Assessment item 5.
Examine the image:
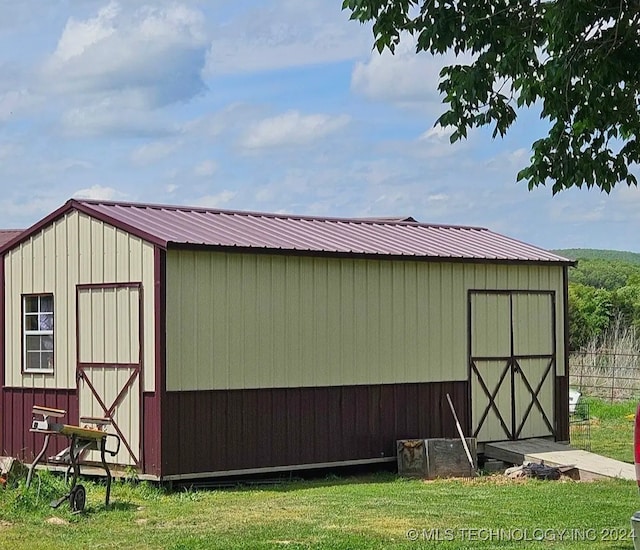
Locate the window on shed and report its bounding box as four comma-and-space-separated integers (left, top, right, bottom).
23, 294, 54, 372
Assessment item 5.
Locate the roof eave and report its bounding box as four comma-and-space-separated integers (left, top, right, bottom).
166, 241, 575, 265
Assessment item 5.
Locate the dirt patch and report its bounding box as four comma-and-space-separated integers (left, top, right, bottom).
46, 517, 69, 526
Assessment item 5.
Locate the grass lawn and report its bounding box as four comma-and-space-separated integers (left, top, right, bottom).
580, 397, 636, 463
1, 398, 638, 550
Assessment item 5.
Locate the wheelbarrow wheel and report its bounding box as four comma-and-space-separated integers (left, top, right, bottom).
69, 484, 86, 512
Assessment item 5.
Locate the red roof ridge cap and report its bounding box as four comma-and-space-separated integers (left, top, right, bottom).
74, 199, 489, 230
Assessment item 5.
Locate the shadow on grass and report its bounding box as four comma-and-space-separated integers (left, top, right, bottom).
171, 465, 408, 495
74, 500, 138, 517
103, 500, 138, 512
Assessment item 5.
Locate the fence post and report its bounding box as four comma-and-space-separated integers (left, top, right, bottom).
611, 352, 615, 402
579, 352, 583, 392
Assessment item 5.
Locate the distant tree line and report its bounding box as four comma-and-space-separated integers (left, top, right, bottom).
562, 255, 640, 350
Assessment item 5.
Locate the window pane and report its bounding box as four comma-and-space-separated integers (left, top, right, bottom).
25, 296, 38, 312
41, 335, 54, 350
40, 314, 54, 331
25, 315, 39, 331
26, 335, 41, 351
26, 352, 40, 370
42, 351, 54, 370
40, 296, 53, 312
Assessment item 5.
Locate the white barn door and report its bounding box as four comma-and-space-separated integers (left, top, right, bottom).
469, 291, 556, 443
76, 283, 142, 467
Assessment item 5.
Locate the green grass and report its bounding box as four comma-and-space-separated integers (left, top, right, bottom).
2, 402, 639, 550
579, 397, 636, 463
587, 398, 637, 421
1, 470, 639, 548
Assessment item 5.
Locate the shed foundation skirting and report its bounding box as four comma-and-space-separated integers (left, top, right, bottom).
1, 387, 78, 462
161, 381, 468, 477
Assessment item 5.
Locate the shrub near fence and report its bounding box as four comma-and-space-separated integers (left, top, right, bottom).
569, 317, 640, 402
570, 350, 640, 401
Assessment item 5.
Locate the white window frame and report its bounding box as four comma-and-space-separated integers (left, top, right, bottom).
23, 294, 54, 373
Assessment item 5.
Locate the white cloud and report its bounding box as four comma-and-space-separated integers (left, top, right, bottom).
415, 124, 470, 158
54, 2, 120, 62
0, 89, 40, 121
351, 35, 471, 113
482, 147, 530, 173
549, 199, 607, 223
131, 140, 180, 166
194, 191, 236, 208
602, 183, 640, 222
419, 126, 451, 141
194, 160, 217, 176
41, 158, 93, 174
60, 95, 175, 137
0, 194, 64, 225
43, 2, 208, 108
204, 0, 371, 75
241, 110, 350, 149
72, 184, 124, 201
427, 193, 448, 203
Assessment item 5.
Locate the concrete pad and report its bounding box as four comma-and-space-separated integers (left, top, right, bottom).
484, 438, 635, 481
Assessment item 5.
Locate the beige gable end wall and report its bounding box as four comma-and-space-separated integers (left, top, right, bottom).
3, 211, 156, 390
166, 249, 566, 391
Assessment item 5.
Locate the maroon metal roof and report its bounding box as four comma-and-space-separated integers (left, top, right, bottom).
1, 199, 573, 264
0, 230, 23, 248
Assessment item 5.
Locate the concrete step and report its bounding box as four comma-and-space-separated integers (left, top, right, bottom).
484, 438, 635, 481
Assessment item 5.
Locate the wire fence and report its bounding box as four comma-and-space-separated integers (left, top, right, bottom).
569, 349, 640, 401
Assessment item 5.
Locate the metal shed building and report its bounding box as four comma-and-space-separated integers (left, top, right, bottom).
0, 199, 573, 480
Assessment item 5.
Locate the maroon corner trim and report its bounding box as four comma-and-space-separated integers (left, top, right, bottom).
155, 247, 166, 397
140, 246, 166, 477
0, 254, 4, 445
138, 281, 145, 468
154, 246, 167, 477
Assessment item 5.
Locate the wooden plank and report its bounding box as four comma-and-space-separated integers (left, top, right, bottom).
59, 424, 106, 440
32, 406, 66, 418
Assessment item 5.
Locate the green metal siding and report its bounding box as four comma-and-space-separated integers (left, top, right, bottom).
165, 250, 566, 391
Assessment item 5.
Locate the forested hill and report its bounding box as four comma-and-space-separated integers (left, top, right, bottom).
553, 249, 640, 264
554, 249, 640, 350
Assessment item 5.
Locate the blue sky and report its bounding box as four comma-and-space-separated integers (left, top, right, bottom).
1, 0, 638, 251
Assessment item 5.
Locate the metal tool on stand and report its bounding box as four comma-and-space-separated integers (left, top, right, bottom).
26, 405, 120, 512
